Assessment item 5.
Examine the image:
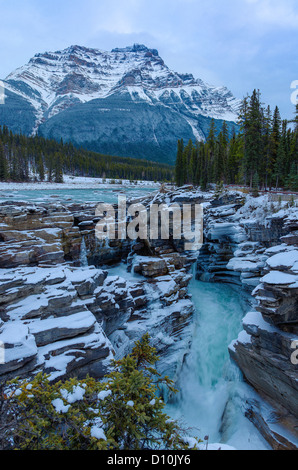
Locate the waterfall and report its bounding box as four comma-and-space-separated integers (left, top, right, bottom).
166, 268, 270, 450
80, 237, 88, 268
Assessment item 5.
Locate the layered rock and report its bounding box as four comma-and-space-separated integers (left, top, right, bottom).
109, 257, 195, 385
0, 266, 115, 382
0, 200, 132, 268
0, 187, 203, 387
1, 258, 193, 384
0, 202, 80, 268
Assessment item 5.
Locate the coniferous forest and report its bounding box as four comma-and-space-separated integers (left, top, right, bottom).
1, 89, 298, 191
0, 126, 174, 183
175, 90, 298, 192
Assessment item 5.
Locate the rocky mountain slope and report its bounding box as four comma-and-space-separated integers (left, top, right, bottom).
0, 44, 240, 163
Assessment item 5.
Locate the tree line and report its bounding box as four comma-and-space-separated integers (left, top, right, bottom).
0, 126, 174, 183
175, 90, 298, 192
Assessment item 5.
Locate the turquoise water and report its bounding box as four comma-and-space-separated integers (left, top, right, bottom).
166, 274, 270, 450
0, 187, 156, 205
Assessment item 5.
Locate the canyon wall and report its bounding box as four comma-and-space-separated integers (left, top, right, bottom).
196, 191, 298, 450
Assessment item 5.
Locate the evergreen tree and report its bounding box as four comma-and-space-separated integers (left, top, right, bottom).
252, 171, 260, 197
271, 106, 282, 188
37, 153, 45, 182
274, 142, 286, 189
287, 163, 298, 191
0, 335, 197, 451
183, 139, 193, 184
188, 146, 197, 184
245, 89, 264, 188
53, 152, 64, 183
0, 141, 8, 181
175, 139, 184, 187
227, 131, 242, 184
197, 142, 207, 189
262, 105, 272, 190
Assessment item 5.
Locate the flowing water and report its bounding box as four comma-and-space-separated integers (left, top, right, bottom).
80, 237, 88, 268
0, 187, 156, 205
166, 269, 271, 450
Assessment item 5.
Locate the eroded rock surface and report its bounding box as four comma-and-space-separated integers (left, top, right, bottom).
0, 189, 201, 386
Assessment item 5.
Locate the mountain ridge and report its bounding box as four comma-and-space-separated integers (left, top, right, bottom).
0, 44, 240, 163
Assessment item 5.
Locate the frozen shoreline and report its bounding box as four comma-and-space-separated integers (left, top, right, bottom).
0, 175, 163, 191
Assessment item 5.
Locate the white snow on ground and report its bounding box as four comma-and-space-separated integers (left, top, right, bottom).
225, 195, 298, 289
0, 188, 297, 450
0, 175, 161, 191
197, 442, 236, 451
233, 194, 298, 226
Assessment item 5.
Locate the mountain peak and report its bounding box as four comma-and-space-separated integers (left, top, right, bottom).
1, 43, 241, 163
111, 44, 159, 57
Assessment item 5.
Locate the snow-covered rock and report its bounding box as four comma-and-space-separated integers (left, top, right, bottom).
221, 196, 298, 449
0, 265, 114, 382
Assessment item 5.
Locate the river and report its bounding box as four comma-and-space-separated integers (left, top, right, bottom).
166, 270, 271, 450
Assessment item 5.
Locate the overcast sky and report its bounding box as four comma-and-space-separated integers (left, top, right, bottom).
0, 0, 297, 119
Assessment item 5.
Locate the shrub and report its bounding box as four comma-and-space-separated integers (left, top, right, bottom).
0, 334, 199, 451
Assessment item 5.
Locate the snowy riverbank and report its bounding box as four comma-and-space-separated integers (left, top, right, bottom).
0, 175, 162, 191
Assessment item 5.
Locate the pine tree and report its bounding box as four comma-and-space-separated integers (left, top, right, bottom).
37, 154, 45, 182
271, 106, 282, 187
53, 152, 63, 183
0, 141, 8, 181
252, 171, 260, 197
262, 106, 272, 190
175, 139, 184, 187
199, 144, 209, 190
227, 130, 242, 184
245, 89, 264, 188
188, 146, 197, 184
274, 142, 286, 189
287, 163, 298, 191
183, 139, 193, 184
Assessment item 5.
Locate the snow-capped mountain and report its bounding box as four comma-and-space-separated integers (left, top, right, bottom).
0, 44, 240, 163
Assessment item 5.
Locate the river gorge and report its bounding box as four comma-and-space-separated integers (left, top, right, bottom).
0, 184, 297, 450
